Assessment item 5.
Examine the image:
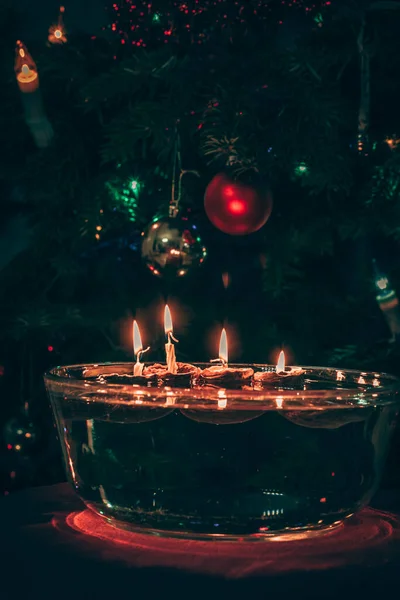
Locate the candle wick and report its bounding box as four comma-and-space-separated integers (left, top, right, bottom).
137, 346, 150, 362
211, 358, 227, 367
168, 332, 179, 344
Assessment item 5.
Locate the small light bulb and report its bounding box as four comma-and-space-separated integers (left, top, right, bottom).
130, 180, 139, 191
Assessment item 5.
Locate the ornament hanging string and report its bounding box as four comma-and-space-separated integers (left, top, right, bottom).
169, 129, 199, 218
357, 15, 371, 154
169, 132, 181, 218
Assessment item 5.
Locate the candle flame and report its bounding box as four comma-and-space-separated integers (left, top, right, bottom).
133, 320, 142, 355
276, 350, 285, 374
219, 329, 228, 364
164, 304, 173, 334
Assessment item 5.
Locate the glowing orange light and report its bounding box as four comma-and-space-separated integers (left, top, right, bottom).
358, 376, 366, 385
222, 272, 230, 289
219, 328, 228, 364
385, 137, 400, 150
164, 305, 173, 335
320, 497, 327, 503
276, 350, 285, 374
133, 320, 143, 355
337, 371, 345, 381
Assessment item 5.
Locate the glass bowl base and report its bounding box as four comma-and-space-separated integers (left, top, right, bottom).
88, 504, 345, 542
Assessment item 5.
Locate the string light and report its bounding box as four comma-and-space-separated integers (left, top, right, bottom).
106, 1, 332, 47
106, 178, 140, 222
294, 161, 309, 176
14, 41, 54, 148
48, 6, 67, 44
385, 136, 400, 150
15, 41, 39, 93
130, 179, 140, 192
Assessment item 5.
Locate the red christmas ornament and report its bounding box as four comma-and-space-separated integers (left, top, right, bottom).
204, 173, 272, 235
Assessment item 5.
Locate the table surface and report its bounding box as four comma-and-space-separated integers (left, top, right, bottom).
1, 484, 400, 600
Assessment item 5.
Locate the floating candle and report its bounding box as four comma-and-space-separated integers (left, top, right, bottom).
133, 320, 149, 377
144, 305, 199, 382
164, 305, 178, 374
253, 351, 305, 386
200, 328, 253, 383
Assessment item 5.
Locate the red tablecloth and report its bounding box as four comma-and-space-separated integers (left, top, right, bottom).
1, 484, 400, 599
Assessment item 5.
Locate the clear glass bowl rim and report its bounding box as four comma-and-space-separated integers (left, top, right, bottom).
43, 362, 400, 408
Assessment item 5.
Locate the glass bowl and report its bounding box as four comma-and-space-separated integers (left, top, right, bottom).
44, 363, 400, 541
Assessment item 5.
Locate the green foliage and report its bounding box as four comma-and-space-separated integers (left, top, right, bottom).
2, 2, 400, 369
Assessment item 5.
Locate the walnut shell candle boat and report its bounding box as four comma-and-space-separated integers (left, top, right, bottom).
200, 328, 254, 384
253, 352, 305, 387
199, 365, 254, 384
145, 362, 200, 385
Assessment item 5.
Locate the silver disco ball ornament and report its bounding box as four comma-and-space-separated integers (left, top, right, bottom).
141, 215, 207, 278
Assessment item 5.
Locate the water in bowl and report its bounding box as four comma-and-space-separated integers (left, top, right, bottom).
57, 397, 396, 538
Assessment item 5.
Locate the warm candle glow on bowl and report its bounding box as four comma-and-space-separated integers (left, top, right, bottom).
219, 328, 228, 364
